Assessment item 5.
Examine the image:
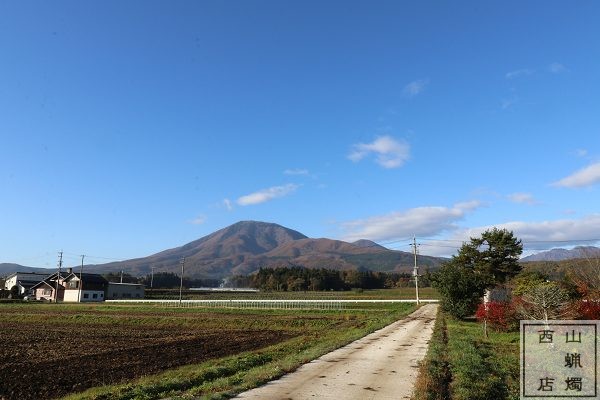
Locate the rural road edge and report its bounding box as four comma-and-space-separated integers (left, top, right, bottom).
234, 303, 438, 400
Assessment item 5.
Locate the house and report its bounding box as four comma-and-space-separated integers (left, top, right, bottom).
4, 272, 51, 296
62, 272, 109, 302
30, 271, 71, 301
106, 282, 145, 300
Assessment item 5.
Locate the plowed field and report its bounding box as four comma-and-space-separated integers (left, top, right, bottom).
0, 309, 289, 400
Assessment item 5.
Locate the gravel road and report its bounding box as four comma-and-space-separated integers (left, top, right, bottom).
234, 303, 438, 400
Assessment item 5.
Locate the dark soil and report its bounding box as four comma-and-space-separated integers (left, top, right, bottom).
0, 321, 289, 400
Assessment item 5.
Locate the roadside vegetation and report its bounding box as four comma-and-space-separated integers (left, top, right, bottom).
415, 228, 600, 400
0, 301, 416, 400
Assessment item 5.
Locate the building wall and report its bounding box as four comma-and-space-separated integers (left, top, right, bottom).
34, 286, 64, 301
35, 287, 54, 301
63, 289, 104, 302
4, 276, 18, 290
107, 283, 145, 299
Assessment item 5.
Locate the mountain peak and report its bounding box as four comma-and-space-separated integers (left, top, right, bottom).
352, 239, 388, 251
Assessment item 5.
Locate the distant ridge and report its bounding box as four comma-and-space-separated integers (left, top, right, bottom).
0, 264, 53, 277
521, 246, 600, 262
82, 221, 446, 279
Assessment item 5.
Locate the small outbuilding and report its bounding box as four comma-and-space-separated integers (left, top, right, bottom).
106, 282, 145, 300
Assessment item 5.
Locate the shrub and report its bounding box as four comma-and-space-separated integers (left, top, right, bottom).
475, 301, 519, 332
577, 299, 600, 319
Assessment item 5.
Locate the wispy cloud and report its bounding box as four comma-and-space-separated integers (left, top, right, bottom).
507, 192, 538, 205
505, 68, 534, 79
222, 198, 233, 211
348, 135, 410, 169
190, 215, 207, 225
552, 162, 600, 188
403, 79, 429, 97
548, 62, 567, 73
237, 184, 299, 206
574, 148, 588, 158
284, 168, 309, 176
501, 97, 518, 110
340, 201, 482, 242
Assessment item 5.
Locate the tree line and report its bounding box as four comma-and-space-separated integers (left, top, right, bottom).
228, 267, 428, 291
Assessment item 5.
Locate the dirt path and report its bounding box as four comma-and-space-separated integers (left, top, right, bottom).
234, 303, 438, 400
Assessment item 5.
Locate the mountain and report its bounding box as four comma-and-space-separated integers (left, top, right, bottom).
521, 246, 600, 262
352, 239, 389, 251
84, 221, 446, 279
0, 263, 53, 277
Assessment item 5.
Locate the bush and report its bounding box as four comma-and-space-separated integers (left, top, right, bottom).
475, 301, 519, 332
577, 300, 600, 319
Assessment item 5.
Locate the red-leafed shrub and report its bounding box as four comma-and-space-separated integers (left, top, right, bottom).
476, 301, 519, 332
577, 299, 600, 319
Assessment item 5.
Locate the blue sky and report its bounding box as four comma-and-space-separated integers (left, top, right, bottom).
1, 1, 599, 268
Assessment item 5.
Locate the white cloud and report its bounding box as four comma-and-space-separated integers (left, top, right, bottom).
190, 215, 206, 225
552, 162, 600, 188
403, 79, 429, 97
507, 192, 538, 205
548, 62, 567, 73
284, 168, 309, 176
237, 184, 299, 206
454, 215, 600, 251
222, 198, 233, 211
348, 136, 410, 169
505, 69, 534, 79
340, 201, 482, 242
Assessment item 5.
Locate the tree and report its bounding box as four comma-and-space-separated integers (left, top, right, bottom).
457, 228, 523, 287
432, 228, 523, 319
432, 261, 488, 318
515, 282, 575, 322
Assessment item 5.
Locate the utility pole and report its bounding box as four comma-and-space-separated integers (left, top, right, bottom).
150, 267, 154, 289
54, 251, 63, 303
179, 257, 185, 305
78, 255, 85, 302
120, 270, 123, 283
412, 237, 420, 305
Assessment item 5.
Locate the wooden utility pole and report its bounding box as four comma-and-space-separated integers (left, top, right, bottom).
179, 257, 185, 305
150, 267, 154, 289
54, 251, 63, 302
412, 237, 420, 305
78, 255, 85, 302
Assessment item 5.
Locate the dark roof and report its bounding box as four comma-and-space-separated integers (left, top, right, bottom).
65, 272, 108, 284
30, 280, 56, 290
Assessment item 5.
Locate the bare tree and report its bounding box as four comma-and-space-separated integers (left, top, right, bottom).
567, 249, 600, 299
516, 282, 575, 322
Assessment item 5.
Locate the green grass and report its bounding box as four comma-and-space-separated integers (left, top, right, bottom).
413, 311, 519, 400
1, 302, 417, 400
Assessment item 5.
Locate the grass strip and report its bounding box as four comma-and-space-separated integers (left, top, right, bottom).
446, 317, 519, 400
60, 304, 416, 400
412, 309, 450, 400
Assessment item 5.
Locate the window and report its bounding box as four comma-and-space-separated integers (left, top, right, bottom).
43, 289, 52, 296
100, 293, 103, 298
93, 293, 98, 299
84, 293, 89, 299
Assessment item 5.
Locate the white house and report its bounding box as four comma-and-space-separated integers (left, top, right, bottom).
4, 272, 51, 295
62, 272, 108, 302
